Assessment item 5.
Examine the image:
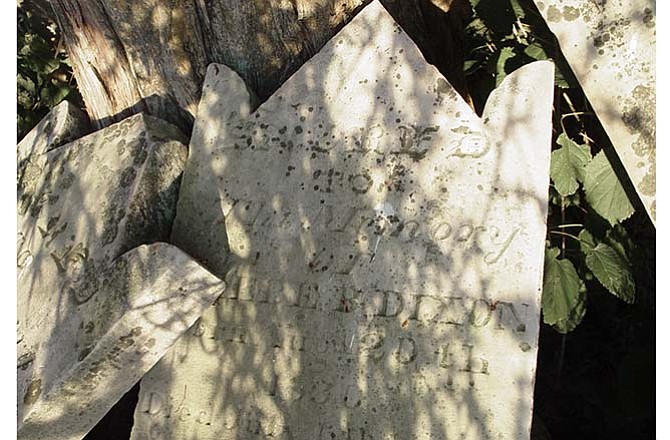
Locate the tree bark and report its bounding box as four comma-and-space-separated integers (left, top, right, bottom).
50, 0, 471, 134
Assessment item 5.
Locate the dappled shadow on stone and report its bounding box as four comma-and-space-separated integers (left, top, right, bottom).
532, 0, 656, 222
131, 2, 554, 439
17, 113, 225, 439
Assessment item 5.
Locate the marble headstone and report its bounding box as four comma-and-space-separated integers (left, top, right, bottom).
18, 100, 90, 187
133, 2, 554, 439
534, 0, 656, 222
17, 114, 225, 439
18, 100, 91, 162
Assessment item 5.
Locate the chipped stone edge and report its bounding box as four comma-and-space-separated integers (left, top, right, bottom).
484, 59, 555, 439
17, 243, 225, 440
18, 100, 91, 160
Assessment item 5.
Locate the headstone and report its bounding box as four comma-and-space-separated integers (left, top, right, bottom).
17, 114, 225, 439
18, 244, 225, 440
18, 100, 91, 176
132, 2, 554, 439
534, 0, 656, 222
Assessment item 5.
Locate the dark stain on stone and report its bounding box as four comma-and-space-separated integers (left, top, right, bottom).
132, 144, 149, 166
116, 138, 127, 155
593, 33, 610, 48
17, 352, 35, 370
621, 85, 655, 197
118, 326, 143, 349
435, 78, 453, 98
546, 5, 561, 22
101, 204, 127, 247
562, 6, 580, 21
643, 8, 654, 28
78, 346, 92, 361
23, 379, 42, 405
59, 172, 76, 190
120, 166, 137, 187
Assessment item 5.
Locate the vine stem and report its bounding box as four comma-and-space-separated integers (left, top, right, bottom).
557, 83, 568, 389
550, 230, 581, 242
558, 334, 566, 384
555, 223, 583, 229
560, 111, 595, 133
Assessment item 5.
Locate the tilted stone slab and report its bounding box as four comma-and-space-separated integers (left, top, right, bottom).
534, 0, 656, 222
18, 243, 225, 440
18, 100, 90, 179
17, 113, 225, 438
133, 2, 554, 439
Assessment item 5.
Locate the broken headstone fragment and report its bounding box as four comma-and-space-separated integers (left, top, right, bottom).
18, 100, 91, 188
534, 0, 656, 223
18, 100, 91, 161
18, 243, 225, 440
17, 113, 225, 439
133, 2, 554, 439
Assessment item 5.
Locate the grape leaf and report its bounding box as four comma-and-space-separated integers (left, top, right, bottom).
495, 46, 516, 86
550, 133, 592, 196
578, 229, 597, 250
604, 224, 635, 264
542, 247, 584, 331
552, 289, 586, 334
584, 243, 635, 304
583, 151, 634, 224
524, 43, 548, 61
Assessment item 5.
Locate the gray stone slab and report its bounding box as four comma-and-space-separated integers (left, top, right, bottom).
17, 113, 225, 439
18, 243, 225, 440
132, 2, 554, 439
170, 63, 255, 275
534, 0, 656, 223
18, 100, 90, 178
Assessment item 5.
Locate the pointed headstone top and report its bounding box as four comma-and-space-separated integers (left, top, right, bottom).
133, 2, 555, 439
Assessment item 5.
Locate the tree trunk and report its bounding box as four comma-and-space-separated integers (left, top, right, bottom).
50, 0, 471, 135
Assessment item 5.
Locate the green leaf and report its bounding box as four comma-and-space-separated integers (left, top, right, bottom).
542, 247, 584, 332
524, 43, 548, 61
509, 0, 526, 19
578, 229, 597, 250
584, 242, 635, 303
583, 151, 634, 224
550, 133, 592, 196
464, 59, 481, 75
552, 289, 586, 334
495, 46, 516, 86
604, 224, 635, 264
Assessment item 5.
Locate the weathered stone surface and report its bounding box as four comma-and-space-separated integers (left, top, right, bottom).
17, 113, 225, 438
18, 243, 225, 440
169, 63, 255, 276
133, 2, 554, 439
18, 100, 90, 184
534, 0, 656, 223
